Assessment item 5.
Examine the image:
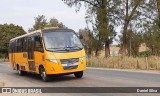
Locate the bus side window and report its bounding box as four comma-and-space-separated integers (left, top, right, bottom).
14, 40, 16, 53
35, 35, 44, 52
9, 42, 12, 53
12, 42, 14, 52
17, 39, 22, 52
12, 41, 14, 53
15, 40, 18, 52
20, 38, 23, 52
22, 37, 27, 52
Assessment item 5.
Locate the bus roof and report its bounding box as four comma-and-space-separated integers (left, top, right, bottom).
10, 28, 74, 41
10, 30, 41, 41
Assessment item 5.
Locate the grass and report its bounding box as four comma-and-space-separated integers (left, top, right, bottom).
87, 56, 160, 70
1, 55, 160, 71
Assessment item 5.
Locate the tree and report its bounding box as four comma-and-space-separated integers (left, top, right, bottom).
127, 30, 143, 56
33, 15, 47, 30
47, 17, 67, 28
62, 0, 121, 57
142, 0, 160, 55
0, 24, 26, 57
119, 29, 143, 57
48, 17, 59, 27
79, 28, 94, 56
95, 0, 109, 57
120, 0, 145, 55
143, 21, 160, 56
147, 0, 160, 30
79, 28, 103, 56
58, 22, 67, 28
29, 15, 67, 32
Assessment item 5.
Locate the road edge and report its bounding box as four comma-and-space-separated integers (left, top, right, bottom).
87, 67, 160, 74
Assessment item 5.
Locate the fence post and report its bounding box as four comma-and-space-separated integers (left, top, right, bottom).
112, 54, 115, 68
90, 57, 92, 67
145, 57, 148, 70
136, 57, 139, 69
106, 57, 108, 68
118, 54, 119, 68
128, 56, 131, 69
156, 56, 158, 70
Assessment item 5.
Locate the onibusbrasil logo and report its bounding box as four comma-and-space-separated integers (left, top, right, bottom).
2, 88, 42, 93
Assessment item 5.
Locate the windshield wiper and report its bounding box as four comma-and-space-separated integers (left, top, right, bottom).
47, 48, 64, 49
47, 47, 66, 51
47, 46, 82, 52
66, 46, 82, 50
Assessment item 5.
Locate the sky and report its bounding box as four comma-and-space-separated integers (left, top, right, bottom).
0, 0, 87, 32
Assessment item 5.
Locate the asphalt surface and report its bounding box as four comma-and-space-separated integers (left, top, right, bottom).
0, 62, 160, 96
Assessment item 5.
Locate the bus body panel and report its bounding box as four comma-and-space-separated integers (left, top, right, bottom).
34, 51, 45, 73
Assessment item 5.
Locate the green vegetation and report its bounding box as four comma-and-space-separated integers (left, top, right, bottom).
28, 15, 67, 32
62, 0, 160, 57
62, 0, 160, 70
0, 24, 26, 58
139, 51, 152, 57
63, 0, 121, 57
78, 28, 104, 56
0, 15, 67, 59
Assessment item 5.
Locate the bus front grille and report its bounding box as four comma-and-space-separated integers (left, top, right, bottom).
60, 58, 79, 70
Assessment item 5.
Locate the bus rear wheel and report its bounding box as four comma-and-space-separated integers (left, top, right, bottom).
40, 67, 50, 82
17, 65, 26, 76
74, 71, 83, 78
18, 70, 27, 76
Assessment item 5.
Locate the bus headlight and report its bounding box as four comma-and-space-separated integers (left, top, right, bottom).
48, 59, 58, 64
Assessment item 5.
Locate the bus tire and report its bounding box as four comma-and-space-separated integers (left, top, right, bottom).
40, 67, 50, 82
18, 70, 27, 76
74, 71, 83, 78
18, 70, 23, 76
17, 65, 26, 76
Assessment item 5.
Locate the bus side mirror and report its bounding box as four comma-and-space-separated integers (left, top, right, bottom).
79, 35, 83, 39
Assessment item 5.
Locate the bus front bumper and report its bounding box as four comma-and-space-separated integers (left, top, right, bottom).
44, 60, 86, 75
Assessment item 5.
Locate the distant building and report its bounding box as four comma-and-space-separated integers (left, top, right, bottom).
138, 43, 150, 52
110, 45, 120, 56
99, 43, 149, 57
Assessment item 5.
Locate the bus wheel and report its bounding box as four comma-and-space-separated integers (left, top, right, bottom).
18, 70, 27, 76
40, 67, 50, 82
18, 69, 23, 76
74, 71, 83, 78
17, 66, 26, 76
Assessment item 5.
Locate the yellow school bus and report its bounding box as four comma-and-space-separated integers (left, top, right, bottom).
8, 27, 86, 82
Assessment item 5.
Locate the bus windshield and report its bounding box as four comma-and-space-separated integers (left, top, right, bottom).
43, 31, 83, 52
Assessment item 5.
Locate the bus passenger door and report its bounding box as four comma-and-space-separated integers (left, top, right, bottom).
27, 37, 36, 71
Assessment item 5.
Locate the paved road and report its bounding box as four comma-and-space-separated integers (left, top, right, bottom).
0, 62, 160, 96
